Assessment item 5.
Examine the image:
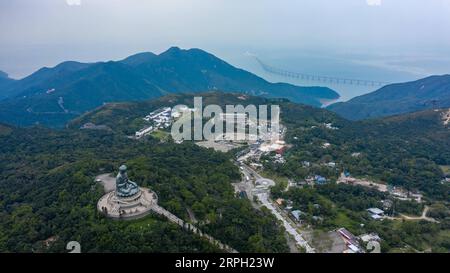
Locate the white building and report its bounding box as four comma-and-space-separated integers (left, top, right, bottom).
135, 126, 153, 138
360, 233, 381, 243
367, 208, 384, 220
325, 162, 336, 168
322, 142, 331, 148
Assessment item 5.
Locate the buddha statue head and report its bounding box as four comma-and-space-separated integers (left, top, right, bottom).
119, 165, 127, 173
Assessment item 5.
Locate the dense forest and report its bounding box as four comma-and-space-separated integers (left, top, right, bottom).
272, 102, 450, 200
263, 101, 450, 252
0, 125, 288, 252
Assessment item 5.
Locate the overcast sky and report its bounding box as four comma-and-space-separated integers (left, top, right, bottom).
1, 0, 450, 79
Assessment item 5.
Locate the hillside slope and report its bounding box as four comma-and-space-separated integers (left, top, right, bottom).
0, 71, 17, 100
328, 75, 450, 120
0, 117, 288, 253
73, 92, 450, 199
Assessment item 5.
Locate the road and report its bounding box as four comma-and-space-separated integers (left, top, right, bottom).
232, 163, 261, 203
151, 202, 238, 253
257, 192, 315, 253
236, 161, 315, 253
399, 206, 439, 223
232, 122, 315, 252
386, 206, 439, 223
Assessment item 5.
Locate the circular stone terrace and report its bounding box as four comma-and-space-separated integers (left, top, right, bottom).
97, 187, 157, 220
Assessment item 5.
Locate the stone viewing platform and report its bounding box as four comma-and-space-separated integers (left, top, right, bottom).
97, 187, 156, 220
96, 165, 157, 220
96, 165, 238, 253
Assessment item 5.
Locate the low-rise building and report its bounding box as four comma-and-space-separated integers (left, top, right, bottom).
314, 175, 327, 185
290, 210, 303, 222
367, 208, 384, 220
273, 154, 286, 164
275, 198, 285, 206
135, 126, 154, 138
323, 123, 339, 130
322, 142, 331, 148
359, 233, 381, 243
325, 162, 336, 168
337, 228, 362, 253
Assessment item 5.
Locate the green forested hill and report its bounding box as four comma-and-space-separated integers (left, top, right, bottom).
278, 103, 450, 200
1, 92, 449, 253
267, 104, 450, 252
0, 125, 288, 252
75, 92, 450, 199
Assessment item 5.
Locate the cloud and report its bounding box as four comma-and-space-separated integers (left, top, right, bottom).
66, 0, 81, 6
366, 0, 382, 6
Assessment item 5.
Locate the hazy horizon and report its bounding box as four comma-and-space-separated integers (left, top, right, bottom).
1, 0, 450, 100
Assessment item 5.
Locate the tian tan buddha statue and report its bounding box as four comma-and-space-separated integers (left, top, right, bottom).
116, 165, 140, 197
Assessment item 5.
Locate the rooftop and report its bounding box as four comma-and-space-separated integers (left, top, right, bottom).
367, 208, 384, 215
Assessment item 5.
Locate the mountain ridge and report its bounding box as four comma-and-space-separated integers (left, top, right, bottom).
328, 75, 450, 120
0, 47, 339, 127
0, 71, 17, 99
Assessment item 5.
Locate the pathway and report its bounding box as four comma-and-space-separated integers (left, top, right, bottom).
257, 192, 315, 253
151, 204, 238, 253
386, 206, 439, 223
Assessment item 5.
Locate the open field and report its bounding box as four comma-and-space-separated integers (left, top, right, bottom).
260, 170, 289, 187
440, 165, 450, 175
196, 140, 243, 152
